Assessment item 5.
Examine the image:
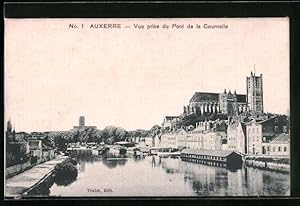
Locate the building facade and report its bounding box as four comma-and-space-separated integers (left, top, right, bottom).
186, 130, 224, 151
161, 116, 180, 131
246, 120, 263, 155
160, 132, 178, 148
246, 115, 289, 155
227, 119, 247, 154
28, 140, 43, 164
176, 128, 188, 149
144, 136, 154, 147
261, 133, 290, 156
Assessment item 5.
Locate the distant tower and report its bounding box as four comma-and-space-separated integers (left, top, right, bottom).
79, 116, 85, 127
6, 119, 12, 139
12, 124, 16, 141
7, 119, 12, 133
246, 70, 264, 116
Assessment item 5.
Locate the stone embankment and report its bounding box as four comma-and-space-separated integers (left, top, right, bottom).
245, 158, 290, 173
5, 155, 68, 197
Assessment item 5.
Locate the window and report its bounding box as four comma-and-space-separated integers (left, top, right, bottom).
273, 147, 275, 152
262, 146, 266, 154
278, 147, 281, 152
284, 147, 287, 152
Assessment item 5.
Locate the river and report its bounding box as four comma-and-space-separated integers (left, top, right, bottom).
48, 152, 290, 197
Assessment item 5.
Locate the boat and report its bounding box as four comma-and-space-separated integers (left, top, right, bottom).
157, 151, 181, 158
153, 148, 181, 157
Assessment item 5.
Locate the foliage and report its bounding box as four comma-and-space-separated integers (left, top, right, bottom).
127, 129, 150, 140
13, 124, 159, 148
53, 158, 78, 186
150, 125, 161, 135
54, 136, 68, 151
6, 143, 29, 167
101, 126, 127, 144
179, 113, 228, 127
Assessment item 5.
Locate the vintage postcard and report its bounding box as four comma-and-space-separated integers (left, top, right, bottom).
4, 18, 290, 197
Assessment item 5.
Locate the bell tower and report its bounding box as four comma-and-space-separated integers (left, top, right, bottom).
246, 69, 264, 116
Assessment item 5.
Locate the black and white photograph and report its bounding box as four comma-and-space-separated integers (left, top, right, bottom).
4, 18, 290, 197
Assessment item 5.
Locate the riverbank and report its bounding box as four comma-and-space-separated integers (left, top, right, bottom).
245, 156, 290, 173
5, 155, 68, 197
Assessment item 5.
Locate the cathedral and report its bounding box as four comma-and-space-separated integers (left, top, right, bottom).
183, 72, 264, 117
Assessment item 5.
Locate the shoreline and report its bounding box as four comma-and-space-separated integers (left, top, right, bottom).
5, 155, 68, 198
244, 159, 290, 173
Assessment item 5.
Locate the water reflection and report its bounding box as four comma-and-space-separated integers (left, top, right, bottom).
133, 155, 145, 162
102, 158, 128, 169
48, 154, 289, 197
160, 157, 290, 196
151, 156, 161, 168
27, 158, 78, 197
79, 160, 85, 172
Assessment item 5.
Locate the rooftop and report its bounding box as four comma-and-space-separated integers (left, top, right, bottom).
181, 149, 241, 157
271, 133, 290, 143
190, 92, 219, 103
29, 140, 41, 149
189, 92, 246, 103
257, 116, 277, 124
164, 116, 179, 121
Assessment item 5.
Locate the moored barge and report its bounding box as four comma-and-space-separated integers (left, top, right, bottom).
181, 149, 243, 169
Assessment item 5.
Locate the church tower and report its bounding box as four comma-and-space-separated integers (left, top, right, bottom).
7, 119, 12, 133
79, 116, 85, 127
246, 71, 264, 116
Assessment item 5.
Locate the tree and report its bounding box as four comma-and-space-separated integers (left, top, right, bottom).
55, 136, 68, 151
101, 126, 127, 144
150, 125, 161, 135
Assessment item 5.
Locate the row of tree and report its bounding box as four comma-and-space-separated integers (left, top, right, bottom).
44, 125, 162, 151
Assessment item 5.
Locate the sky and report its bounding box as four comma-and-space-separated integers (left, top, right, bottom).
4, 18, 289, 132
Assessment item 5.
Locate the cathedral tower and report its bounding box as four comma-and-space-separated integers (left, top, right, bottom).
79, 116, 85, 127
246, 71, 264, 116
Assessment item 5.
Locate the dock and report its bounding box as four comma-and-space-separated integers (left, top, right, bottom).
5, 155, 68, 197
